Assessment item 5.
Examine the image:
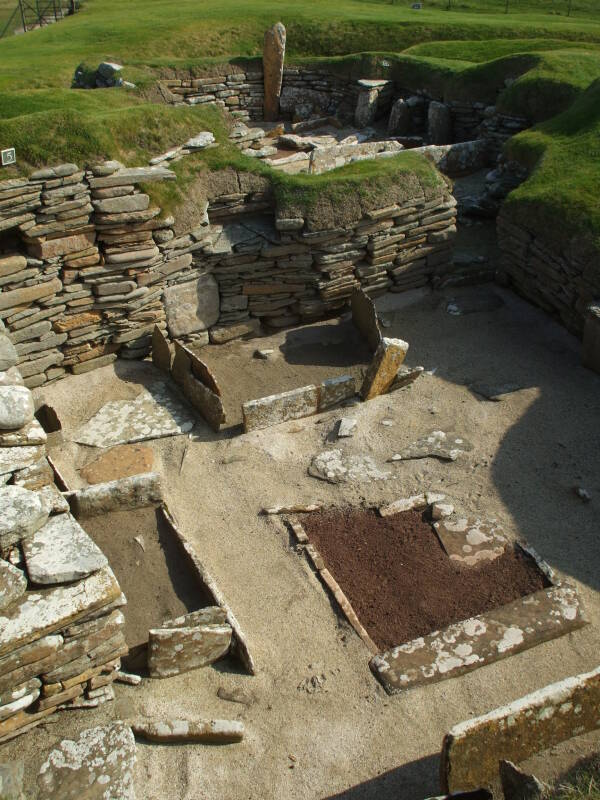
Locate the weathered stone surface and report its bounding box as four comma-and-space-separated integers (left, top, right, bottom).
0, 367, 23, 387
309, 449, 391, 484
87, 165, 175, 188
0, 334, 18, 371
130, 716, 244, 743
351, 287, 381, 352
209, 319, 261, 344
217, 685, 254, 706
318, 375, 356, 410
337, 418, 356, 438
0, 761, 24, 799
355, 88, 379, 129
0, 559, 27, 611
74, 383, 194, 447
93, 193, 149, 214
388, 97, 411, 135
0, 683, 40, 721
387, 364, 424, 393
71, 472, 162, 518
148, 624, 232, 678
163, 274, 219, 337
0, 485, 48, 549
0, 385, 34, 431
0, 445, 42, 478
0, 418, 46, 447
80, 444, 154, 485
151, 325, 172, 372
428, 101, 452, 145
391, 430, 473, 462
162, 607, 227, 628
499, 761, 545, 800
441, 666, 600, 792
379, 494, 427, 516
434, 516, 508, 565
38, 722, 136, 800
28, 233, 94, 260
243, 385, 319, 432
361, 337, 409, 400
189, 349, 221, 396
23, 513, 107, 585
0, 635, 62, 684
0, 277, 62, 312
263, 22, 286, 121
0, 566, 121, 657
182, 371, 225, 432
470, 382, 522, 401
371, 585, 587, 696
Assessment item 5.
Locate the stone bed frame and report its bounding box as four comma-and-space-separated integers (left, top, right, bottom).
282, 499, 587, 696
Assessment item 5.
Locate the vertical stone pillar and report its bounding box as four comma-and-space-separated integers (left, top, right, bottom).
582, 303, 600, 374
428, 100, 452, 144
263, 22, 286, 122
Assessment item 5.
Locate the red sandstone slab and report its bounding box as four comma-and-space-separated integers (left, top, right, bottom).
370, 585, 587, 695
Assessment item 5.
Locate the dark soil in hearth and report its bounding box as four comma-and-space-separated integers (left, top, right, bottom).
84, 506, 212, 667
300, 507, 550, 651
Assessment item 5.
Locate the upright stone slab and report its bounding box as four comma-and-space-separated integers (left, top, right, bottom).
351, 287, 381, 351
71, 472, 162, 518
360, 337, 409, 400
428, 100, 452, 145
582, 303, 600, 375
163, 274, 219, 337
355, 87, 379, 129
182, 371, 225, 432
318, 375, 356, 410
147, 624, 232, 678
388, 98, 411, 135
263, 23, 286, 121
151, 325, 172, 373
130, 717, 244, 743
38, 722, 136, 800
441, 666, 600, 792
242, 385, 319, 432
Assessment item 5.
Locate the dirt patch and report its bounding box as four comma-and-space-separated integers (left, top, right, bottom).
300, 507, 550, 651
83, 506, 212, 666
194, 318, 371, 429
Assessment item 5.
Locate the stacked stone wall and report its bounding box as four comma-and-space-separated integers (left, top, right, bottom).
0, 159, 457, 383
497, 214, 600, 335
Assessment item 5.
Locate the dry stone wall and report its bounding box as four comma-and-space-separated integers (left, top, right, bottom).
0, 155, 456, 385
497, 214, 600, 335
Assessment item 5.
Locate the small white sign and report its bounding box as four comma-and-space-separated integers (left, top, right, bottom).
1, 148, 16, 167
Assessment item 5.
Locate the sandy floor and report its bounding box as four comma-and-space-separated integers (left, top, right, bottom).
8, 284, 600, 799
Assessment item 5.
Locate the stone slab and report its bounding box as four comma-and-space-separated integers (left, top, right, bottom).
441, 665, 600, 792
0, 566, 121, 657
351, 287, 381, 352
263, 22, 286, 121
71, 472, 162, 518
182, 371, 225, 432
80, 444, 154, 485
318, 375, 355, 410
22, 513, 108, 584
151, 325, 172, 373
309, 449, 391, 484
391, 430, 473, 462
361, 337, 409, 400
243, 384, 319, 432
74, 383, 194, 447
0, 385, 34, 431
0, 484, 49, 549
28, 232, 95, 260
162, 607, 227, 628
0, 418, 46, 447
147, 624, 232, 678
163, 274, 219, 337
434, 516, 508, 565
0, 334, 17, 372
130, 716, 244, 743
38, 722, 136, 800
370, 585, 587, 695
0, 559, 27, 611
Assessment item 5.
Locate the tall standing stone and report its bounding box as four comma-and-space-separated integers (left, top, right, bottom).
263, 22, 286, 122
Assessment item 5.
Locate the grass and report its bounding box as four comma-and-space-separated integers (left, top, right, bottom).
546, 755, 600, 800
0, 0, 599, 249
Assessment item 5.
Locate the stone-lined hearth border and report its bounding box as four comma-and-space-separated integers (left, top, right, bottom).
277, 499, 587, 696
160, 504, 256, 675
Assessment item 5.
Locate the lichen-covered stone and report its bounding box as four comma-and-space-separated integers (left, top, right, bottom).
0, 334, 18, 372
371, 585, 587, 695
434, 516, 508, 565
391, 430, 473, 462
360, 337, 409, 400
0, 418, 46, 447
0, 386, 34, 431
22, 513, 108, 585
318, 375, 356, 410
243, 385, 318, 432
147, 624, 232, 678
309, 449, 391, 484
71, 472, 162, 518
0, 560, 27, 611
0, 485, 48, 549
37, 722, 136, 800
0, 566, 121, 658
441, 666, 600, 792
